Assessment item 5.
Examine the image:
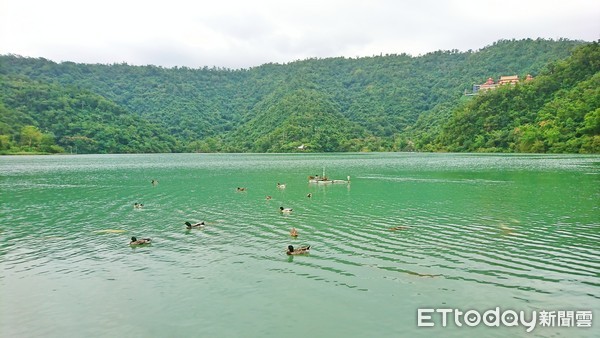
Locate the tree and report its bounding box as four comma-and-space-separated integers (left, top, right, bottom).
20, 125, 43, 149
0, 135, 13, 151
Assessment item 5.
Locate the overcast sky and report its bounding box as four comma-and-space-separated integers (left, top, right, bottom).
1, 0, 598, 69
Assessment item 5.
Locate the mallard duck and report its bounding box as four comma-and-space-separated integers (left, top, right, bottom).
286, 245, 310, 255
277, 182, 286, 189
236, 187, 247, 192
290, 227, 298, 237
266, 195, 272, 200
280, 206, 293, 213
185, 221, 205, 229
130, 237, 151, 245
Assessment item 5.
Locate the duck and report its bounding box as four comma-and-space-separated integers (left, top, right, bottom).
236, 187, 247, 192
277, 182, 286, 189
389, 226, 408, 231
290, 227, 298, 237
306, 193, 312, 198
286, 245, 310, 255
133, 203, 144, 209
280, 206, 293, 213
151, 179, 158, 186
130, 236, 151, 246
185, 221, 205, 229
266, 195, 272, 200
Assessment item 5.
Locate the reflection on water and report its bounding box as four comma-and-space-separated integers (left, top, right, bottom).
0, 153, 598, 338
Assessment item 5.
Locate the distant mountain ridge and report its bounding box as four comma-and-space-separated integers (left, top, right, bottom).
1, 38, 596, 154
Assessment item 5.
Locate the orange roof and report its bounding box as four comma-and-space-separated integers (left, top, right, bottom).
499, 75, 519, 84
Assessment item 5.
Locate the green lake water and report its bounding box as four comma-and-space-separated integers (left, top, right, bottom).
0, 153, 598, 337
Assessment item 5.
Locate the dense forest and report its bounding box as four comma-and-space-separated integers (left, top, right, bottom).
433, 42, 599, 153
0, 38, 598, 154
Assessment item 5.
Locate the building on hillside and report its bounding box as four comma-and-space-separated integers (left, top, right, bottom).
466, 74, 533, 95
498, 75, 519, 85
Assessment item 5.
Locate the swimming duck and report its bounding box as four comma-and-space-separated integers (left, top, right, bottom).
280, 206, 293, 213
277, 182, 286, 189
133, 203, 144, 209
290, 227, 298, 237
185, 221, 205, 229
389, 226, 408, 231
286, 245, 310, 255
306, 193, 312, 198
237, 187, 247, 192
130, 237, 151, 245
266, 195, 272, 200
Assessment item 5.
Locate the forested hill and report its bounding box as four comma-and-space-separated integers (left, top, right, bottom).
434, 42, 599, 153
1, 38, 596, 154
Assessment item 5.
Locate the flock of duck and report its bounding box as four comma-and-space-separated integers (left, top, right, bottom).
129, 180, 312, 255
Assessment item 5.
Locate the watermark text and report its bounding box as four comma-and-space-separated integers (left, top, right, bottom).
417, 308, 592, 332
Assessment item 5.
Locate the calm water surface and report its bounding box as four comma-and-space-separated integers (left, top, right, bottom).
0, 153, 598, 337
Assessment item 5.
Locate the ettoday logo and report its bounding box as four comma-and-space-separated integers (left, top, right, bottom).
417, 308, 593, 333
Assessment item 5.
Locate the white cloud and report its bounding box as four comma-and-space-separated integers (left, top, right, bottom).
1, 0, 598, 68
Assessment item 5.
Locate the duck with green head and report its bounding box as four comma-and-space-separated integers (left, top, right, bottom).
185, 221, 205, 229
130, 237, 151, 246
286, 245, 310, 255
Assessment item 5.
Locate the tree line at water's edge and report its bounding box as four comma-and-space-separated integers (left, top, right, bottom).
0, 38, 598, 154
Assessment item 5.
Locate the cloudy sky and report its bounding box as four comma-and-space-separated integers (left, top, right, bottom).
1, 0, 598, 69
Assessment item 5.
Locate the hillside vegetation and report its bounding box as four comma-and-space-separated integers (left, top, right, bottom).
1, 38, 597, 154
435, 42, 599, 153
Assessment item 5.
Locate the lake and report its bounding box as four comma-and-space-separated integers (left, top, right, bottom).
0, 153, 598, 337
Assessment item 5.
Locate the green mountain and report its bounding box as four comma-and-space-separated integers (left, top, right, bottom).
435, 42, 600, 153
1, 38, 596, 154
0, 76, 178, 153
226, 85, 371, 152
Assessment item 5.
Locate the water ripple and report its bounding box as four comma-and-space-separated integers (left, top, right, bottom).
1, 153, 598, 338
